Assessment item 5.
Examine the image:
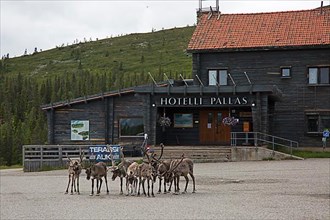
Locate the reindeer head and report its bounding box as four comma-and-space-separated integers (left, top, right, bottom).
85, 165, 95, 180
110, 166, 120, 181
66, 152, 84, 174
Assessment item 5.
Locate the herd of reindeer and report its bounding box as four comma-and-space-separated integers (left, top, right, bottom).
65, 144, 196, 197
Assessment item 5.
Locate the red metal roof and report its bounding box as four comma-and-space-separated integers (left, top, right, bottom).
187, 6, 330, 51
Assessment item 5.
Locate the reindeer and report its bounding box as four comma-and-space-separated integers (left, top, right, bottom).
167, 157, 196, 195
65, 152, 84, 195
85, 162, 109, 196
156, 159, 172, 194
137, 148, 157, 197
109, 147, 133, 195
125, 161, 140, 196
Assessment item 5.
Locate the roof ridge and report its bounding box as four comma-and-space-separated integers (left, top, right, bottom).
200, 5, 330, 16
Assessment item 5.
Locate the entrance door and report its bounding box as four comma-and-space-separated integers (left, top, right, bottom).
200, 110, 231, 145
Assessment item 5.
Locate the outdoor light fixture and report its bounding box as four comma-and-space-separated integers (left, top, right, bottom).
251, 102, 256, 107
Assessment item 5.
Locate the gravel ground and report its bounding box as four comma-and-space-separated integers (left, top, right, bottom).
1, 159, 329, 220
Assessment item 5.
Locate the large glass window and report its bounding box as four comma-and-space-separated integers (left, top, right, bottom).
208, 69, 228, 86
306, 113, 330, 133
308, 67, 330, 85
119, 117, 144, 137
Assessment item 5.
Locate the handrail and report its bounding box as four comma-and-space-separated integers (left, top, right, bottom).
231, 132, 299, 156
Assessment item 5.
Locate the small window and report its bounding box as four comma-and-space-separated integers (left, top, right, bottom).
308, 67, 330, 85
119, 117, 144, 137
208, 69, 228, 86
281, 67, 291, 78
306, 113, 330, 133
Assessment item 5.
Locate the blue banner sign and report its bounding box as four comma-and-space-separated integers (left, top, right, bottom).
89, 145, 121, 162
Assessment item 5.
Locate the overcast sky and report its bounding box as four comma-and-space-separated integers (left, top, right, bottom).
1, 0, 327, 58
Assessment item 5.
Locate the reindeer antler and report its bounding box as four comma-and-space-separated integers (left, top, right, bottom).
168, 154, 185, 173
66, 152, 72, 163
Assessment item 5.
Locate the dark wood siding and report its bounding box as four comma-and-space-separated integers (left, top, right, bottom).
193, 48, 330, 146
51, 101, 106, 144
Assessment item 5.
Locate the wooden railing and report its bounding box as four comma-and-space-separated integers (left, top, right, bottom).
23, 145, 91, 172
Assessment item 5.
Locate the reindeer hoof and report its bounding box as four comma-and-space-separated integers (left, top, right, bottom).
89, 194, 93, 196
70, 192, 73, 195
96, 194, 100, 196
64, 192, 68, 194
182, 191, 187, 194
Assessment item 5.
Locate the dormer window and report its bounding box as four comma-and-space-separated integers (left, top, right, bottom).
281, 67, 291, 78
208, 69, 228, 86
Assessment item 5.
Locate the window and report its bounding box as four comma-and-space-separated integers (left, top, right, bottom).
208, 69, 228, 86
174, 113, 193, 128
281, 67, 291, 78
306, 113, 330, 133
119, 117, 144, 137
308, 67, 330, 85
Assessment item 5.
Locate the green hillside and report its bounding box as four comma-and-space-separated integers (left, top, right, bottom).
0, 26, 195, 166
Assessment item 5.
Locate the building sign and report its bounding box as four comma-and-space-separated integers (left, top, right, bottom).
89, 145, 121, 162
158, 96, 249, 107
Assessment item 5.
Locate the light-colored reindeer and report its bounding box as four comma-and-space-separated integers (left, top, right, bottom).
65, 152, 84, 195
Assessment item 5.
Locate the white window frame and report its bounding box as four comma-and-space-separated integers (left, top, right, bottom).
208, 69, 228, 86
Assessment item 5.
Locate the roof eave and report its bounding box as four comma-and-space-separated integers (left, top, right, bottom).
187, 44, 330, 53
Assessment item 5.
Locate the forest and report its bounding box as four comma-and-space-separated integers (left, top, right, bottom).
0, 26, 195, 166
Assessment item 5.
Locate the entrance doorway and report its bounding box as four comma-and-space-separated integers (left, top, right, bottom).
200, 110, 231, 145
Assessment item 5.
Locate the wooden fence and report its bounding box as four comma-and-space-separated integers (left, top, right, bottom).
23, 144, 143, 172
22, 145, 91, 172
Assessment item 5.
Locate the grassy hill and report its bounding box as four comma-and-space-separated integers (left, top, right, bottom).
0, 26, 195, 165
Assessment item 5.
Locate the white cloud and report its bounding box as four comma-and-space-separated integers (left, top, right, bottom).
0, 0, 325, 58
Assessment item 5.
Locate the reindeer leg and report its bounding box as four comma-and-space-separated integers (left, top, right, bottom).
97, 179, 102, 195
142, 179, 147, 196
120, 177, 123, 195
65, 175, 71, 194
183, 175, 189, 194
104, 176, 109, 194
151, 178, 155, 197
190, 173, 196, 193
137, 177, 142, 196
73, 176, 76, 193
90, 179, 94, 196
173, 176, 178, 195
163, 179, 167, 194
70, 175, 74, 195
77, 176, 80, 195
147, 178, 150, 197
157, 177, 162, 194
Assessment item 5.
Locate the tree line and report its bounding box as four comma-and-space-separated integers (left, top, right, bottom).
0, 66, 187, 166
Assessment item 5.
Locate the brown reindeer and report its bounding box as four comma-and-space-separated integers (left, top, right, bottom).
85, 162, 109, 196
110, 147, 133, 195
167, 157, 196, 194
65, 152, 84, 195
156, 159, 172, 194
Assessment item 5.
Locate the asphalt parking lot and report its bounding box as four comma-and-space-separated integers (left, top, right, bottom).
1, 159, 329, 220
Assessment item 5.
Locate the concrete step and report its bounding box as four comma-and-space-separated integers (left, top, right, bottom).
151, 146, 232, 162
